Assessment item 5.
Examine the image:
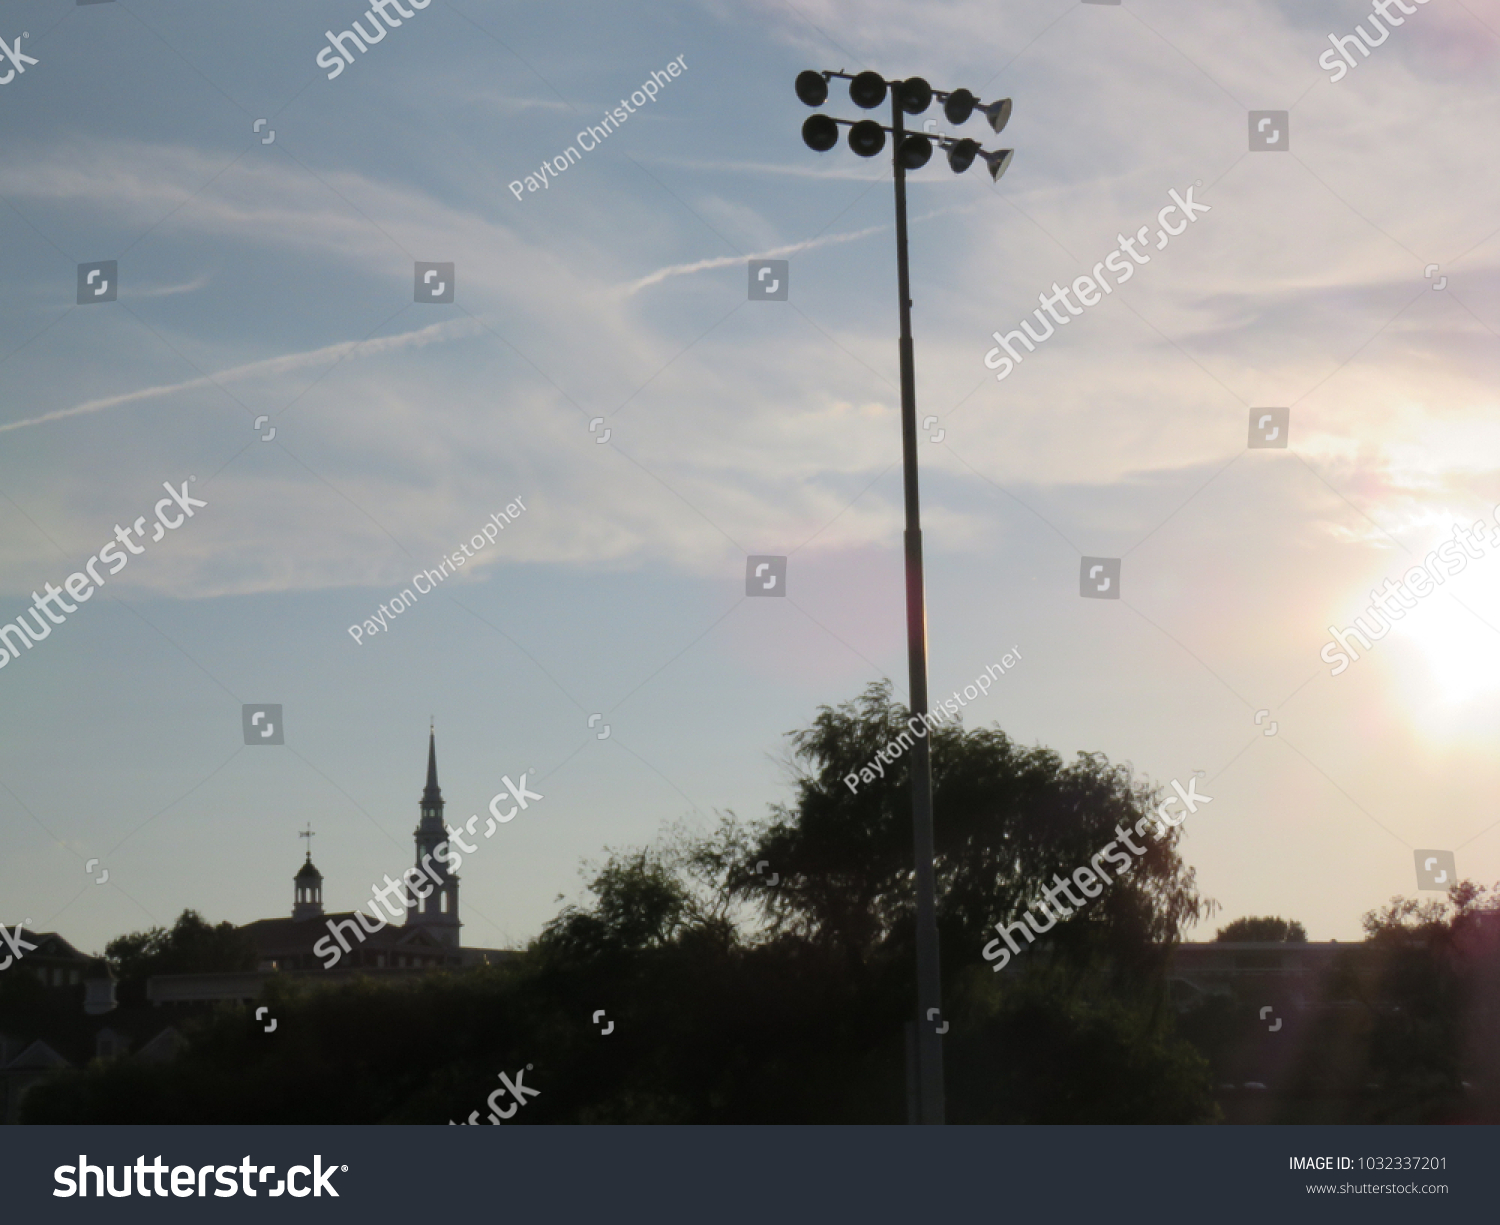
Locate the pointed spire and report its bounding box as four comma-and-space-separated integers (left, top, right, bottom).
423, 726, 443, 805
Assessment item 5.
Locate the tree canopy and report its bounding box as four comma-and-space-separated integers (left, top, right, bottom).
1215, 916, 1307, 943
742, 681, 1213, 981
105, 909, 259, 1005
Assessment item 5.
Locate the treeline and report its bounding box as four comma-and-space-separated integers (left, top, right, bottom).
18, 684, 1497, 1123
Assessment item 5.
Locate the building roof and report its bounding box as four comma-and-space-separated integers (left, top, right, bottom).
1, 1039, 70, 1072
1, 1006, 188, 1072
136, 1027, 188, 1063
240, 913, 454, 955
8, 930, 94, 964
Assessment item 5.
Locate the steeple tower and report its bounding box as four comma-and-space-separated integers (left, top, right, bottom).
407, 725, 460, 946
423, 724, 442, 808
292, 824, 324, 921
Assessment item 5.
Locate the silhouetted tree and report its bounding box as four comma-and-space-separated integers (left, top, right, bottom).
1215, 916, 1307, 942
1348, 880, 1500, 1121
105, 910, 259, 1005
742, 682, 1213, 987
536, 682, 1219, 1121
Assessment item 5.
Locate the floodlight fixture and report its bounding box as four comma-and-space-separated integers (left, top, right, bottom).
981, 147, 1015, 182
896, 133, 933, 169
849, 70, 887, 109
896, 76, 933, 115
941, 88, 976, 125
795, 70, 829, 107
981, 98, 1012, 135
801, 114, 838, 152
946, 138, 979, 174
848, 119, 886, 157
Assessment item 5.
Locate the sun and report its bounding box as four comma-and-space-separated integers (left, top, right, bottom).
1397, 564, 1500, 706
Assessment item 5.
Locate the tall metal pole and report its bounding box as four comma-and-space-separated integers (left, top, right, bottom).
891, 94, 945, 1125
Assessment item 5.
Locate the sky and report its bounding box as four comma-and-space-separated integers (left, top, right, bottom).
2, 0, 1499, 958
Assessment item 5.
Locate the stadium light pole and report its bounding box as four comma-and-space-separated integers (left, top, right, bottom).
796, 68, 1013, 1126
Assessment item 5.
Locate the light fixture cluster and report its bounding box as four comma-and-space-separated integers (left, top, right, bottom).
795, 69, 1014, 180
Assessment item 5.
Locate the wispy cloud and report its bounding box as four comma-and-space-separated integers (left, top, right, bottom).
623, 222, 889, 295
131, 274, 214, 299
621, 199, 990, 295
0, 319, 479, 435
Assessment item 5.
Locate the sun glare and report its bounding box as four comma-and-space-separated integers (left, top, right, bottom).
1399, 565, 1500, 706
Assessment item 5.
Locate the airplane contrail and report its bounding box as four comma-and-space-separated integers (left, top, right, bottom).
624, 224, 888, 295
0, 318, 477, 435
623, 201, 984, 296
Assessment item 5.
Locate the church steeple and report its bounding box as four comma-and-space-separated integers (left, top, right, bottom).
407, 725, 460, 946
422, 723, 442, 807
